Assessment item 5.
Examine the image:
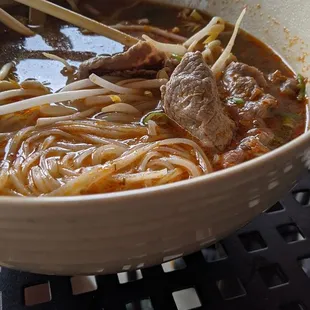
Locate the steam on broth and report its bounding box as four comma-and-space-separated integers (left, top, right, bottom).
0, 0, 307, 196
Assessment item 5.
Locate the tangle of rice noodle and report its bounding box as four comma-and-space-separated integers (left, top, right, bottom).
113, 24, 187, 43
43, 138, 211, 196
0, 62, 13, 80
1, 107, 212, 195
114, 169, 168, 183
0, 9, 34, 36
43, 52, 74, 72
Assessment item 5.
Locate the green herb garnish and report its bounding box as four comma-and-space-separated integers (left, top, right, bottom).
228, 97, 245, 105
172, 54, 183, 62
282, 115, 296, 129
141, 110, 169, 125
297, 73, 306, 101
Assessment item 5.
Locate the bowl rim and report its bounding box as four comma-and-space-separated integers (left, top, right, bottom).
1, 124, 310, 206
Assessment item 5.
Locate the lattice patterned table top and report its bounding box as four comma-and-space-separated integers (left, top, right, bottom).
1, 175, 310, 310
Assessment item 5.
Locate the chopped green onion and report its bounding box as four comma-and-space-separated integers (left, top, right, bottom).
282, 115, 296, 128
171, 54, 183, 62
228, 97, 245, 105
297, 73, 306, 101
141, 110, 169, 125
190, 9, 203, 22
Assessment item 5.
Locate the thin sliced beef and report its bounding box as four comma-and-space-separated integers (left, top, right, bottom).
79, 41, 166, 79
220, 135, 270, 169
268, 70, 299, 98
161, 52, 235, 151
220, 61, 279, 119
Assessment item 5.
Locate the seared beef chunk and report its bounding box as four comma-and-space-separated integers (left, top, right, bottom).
220, 135, 270, 168
220, 62, 279, 119
161, 52, 235, 151
79, 41, 166, 79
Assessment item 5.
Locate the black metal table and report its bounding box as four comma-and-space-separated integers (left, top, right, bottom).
1, 174, 310, 310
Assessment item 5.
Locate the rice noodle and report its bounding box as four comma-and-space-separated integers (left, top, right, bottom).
78, 134, 129, 148
183, 16, 224, 48
0, 88, 109, 115
142, 34, 187, 55
92, 145, 126, 165
73, 147, 97, 168
138, 151, 161, 171
9, 169, 32, 196
0, 62, 13, 80
0, 9, 34, 36
155, 146, 192, 160
114, 169, 168, 183
161, 156, 202, 177
46, 138, 211, 196
113, 24, 186, 43
156, 168, 184, 185
36, 107, 98, 127
212, 8, 246, 76
39, 136, 56, 151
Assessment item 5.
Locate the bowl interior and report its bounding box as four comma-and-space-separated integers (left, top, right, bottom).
0, 0, 309, 203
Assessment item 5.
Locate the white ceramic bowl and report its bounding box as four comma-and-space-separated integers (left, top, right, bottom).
0, 0, 309, 275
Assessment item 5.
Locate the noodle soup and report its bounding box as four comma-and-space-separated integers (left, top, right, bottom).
0, 1, 307, 196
